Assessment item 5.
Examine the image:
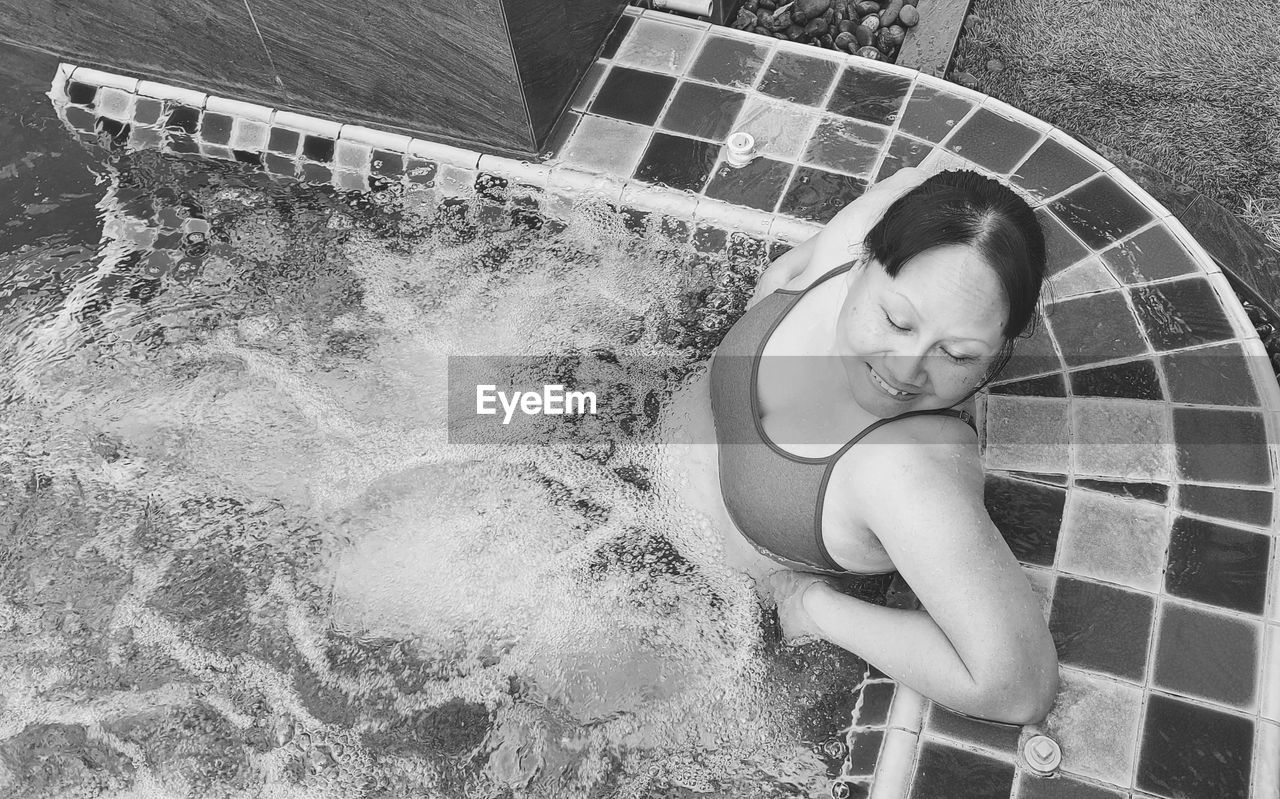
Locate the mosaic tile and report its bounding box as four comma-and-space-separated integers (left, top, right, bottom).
1016, 773, 1126, 799
561, 115, 651, 177
1165, 515, 1271, 615
1162, 342, 1259, 406
232, 150, 262, 167
132, 97, 164, 126
1047, 291, 1147, 367
369, 149, 404, 180
846, 729, 883, 775
299, 162, 332, 184
1073, 478, 1169, 504
875, 134, 935, 181
1178, 484, 1272, 529
923, 705, 1020, 753
734, 96, 819, 160
302, 134, 335, 163
613, 17, 702, 74
909, 740, 1014, 799
779, 166, 867, 224
757, 49, 839, 106
1050, 576, 1155, 681
128, 126, 164, 150
1050, 174, 1154, 250
1072, 398, 1171, 481
826, 65, 912, 126
704, 157, 791, 213
1130, 277, 1235, 351
1010, 136, 1101, 202
1099, 224, 1200, 285
856, 681, 895, 727
983, 396, 1070, 474
802, 116, 887, 176
633, 132, 717, 193
568, 62, 607, 112
1069, 358, 1162, 400
67, 80, 97, 105
540, 110, 579, 160
1153, 600, 1260, 709
1172, 407, 1270, 486
988, 372, 1066, 398
999, 323, 1062, 382
941, 107, 1041, 174
599, 14, 633, 59
896, 83, 975, 144
199, 111, 233, 145
267, 126, 300, 155
262, 152, 297, 177
590, 67, 677, 126
1047, 257, 1120, 300
164, 104, 200, 133
659, 82, 746, 141
1058, 489, 1169, 592
229, 119, 269, 151
983, 474, 1066, 567
1035, 207, 1092, 277
687, 34, 769, 88
1136, 693, 1253, 799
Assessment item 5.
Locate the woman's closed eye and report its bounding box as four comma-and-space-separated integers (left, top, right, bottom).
882, 311, 909, 332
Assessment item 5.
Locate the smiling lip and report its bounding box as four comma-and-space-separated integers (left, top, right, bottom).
867, 363, 919, 399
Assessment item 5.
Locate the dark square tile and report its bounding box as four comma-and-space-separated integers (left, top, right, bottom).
826, 65, 912, 126
133, 97, 164, 126
1069, 358, 1163, 400
988, 372, 1066, 398
299, 162, 332, 184
1074, 479, 1168, 504
705, 157, 791, 212
1049, 576, 1154, 680
1099, 224, 1200, 284
599, 14, 633, 59
166, 132, 199, 154
1047, 291, 1148, 367
803, 116, 887, 176
875, 134, 934, 181
302, 134, 335, 163
1172, 407, 1270, 486
1178, 484, 1272, 528
910, 741, 1014, 799
405, 157, 437, 186
262, 152, 298, 178
688, 34, 770, 88
163, 104, 200, 133
67, 80, 97, 105
633, 132, 717, 193
896, 83, 975, 144
983, 475, 1066, 567
845, 729, 883, 775
267, 126, 300, 155
1153, 601, 1259, 707
63, 105, 96, 135
1035, 207, 1091, 276
1049, 175, 1155, 250
1017, 773, 1125, 799
232, 149, 262, 166
942, 107, 1042, 174
1136, 693, 1253, 799
1162, 343, 1258, 406
757, 49, 839, 105
1129, 277, 1234, 351
856, 681, 895, 728
1164, 515, 1270, 614
200, 112, 233, 145
590, 66, 677, 126
779, 166, 867, 223
1011, 137, 1102, 201
660, 82, 746, 141
925, 704, 1021, 753
370, 149, 404, 179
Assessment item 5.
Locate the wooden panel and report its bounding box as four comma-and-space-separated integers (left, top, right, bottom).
0, 0, 628, 154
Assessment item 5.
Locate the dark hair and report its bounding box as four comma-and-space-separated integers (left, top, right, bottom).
862, 170, 1046, 340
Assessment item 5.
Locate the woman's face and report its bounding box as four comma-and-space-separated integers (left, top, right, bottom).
834, 244, 1010, 416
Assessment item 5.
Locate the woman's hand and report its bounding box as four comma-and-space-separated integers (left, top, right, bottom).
763, 570, 829, 643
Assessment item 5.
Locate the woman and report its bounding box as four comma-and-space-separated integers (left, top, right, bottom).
674, 167, 1058, 725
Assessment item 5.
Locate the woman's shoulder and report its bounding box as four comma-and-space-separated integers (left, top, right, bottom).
831, 410, 984, 500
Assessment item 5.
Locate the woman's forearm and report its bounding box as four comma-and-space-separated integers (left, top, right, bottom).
802, 582, 1055, 723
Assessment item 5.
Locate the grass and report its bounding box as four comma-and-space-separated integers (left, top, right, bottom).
951, 0, 1280, 249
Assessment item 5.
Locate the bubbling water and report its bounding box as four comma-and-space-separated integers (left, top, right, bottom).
0, 154, 857, 798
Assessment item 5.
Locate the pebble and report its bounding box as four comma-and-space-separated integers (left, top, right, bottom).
986, 58, 1005, 72
878, 23, 905, 49
854, 1, 880, 16
834, 30, 857, 50
953, 70, 979, 89
795, 0, 832, 20
858, 13, 880, 32
857, 46, 883, 60
898, 5, 919, 26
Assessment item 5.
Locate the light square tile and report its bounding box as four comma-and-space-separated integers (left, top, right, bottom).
1058, 490, 1169, 592
230, 118, 269, 151
1042, 667, 1143, 786
559, 114, 651, 178
335, 140, 372, 171
1071, 399, 1172, 481
983, 396, 1071, 474
734, 97, 820, 161
1048, 257, 1120, 301
613, 17, 703, 74
95, 87, 134, 120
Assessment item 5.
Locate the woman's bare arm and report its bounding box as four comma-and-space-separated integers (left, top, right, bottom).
773, 425, 1058, 723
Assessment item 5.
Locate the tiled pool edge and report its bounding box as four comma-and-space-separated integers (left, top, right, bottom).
48, 8, 1280, 794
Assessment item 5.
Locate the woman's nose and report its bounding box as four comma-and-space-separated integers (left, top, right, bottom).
886, 346, 928, 388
